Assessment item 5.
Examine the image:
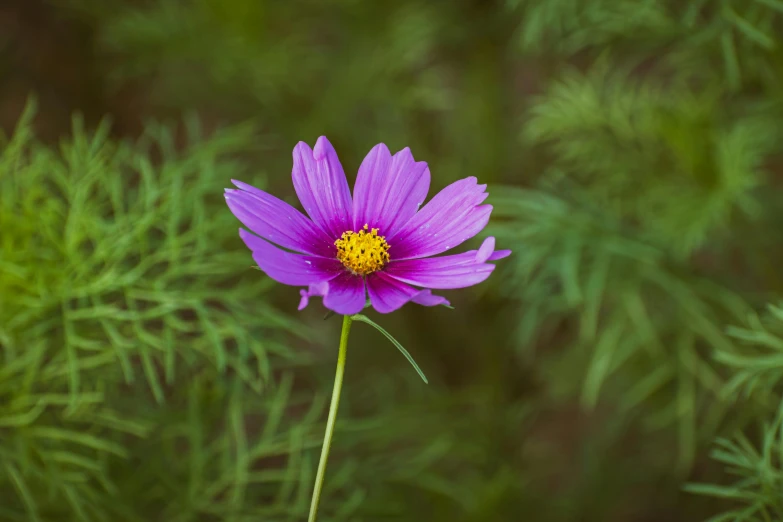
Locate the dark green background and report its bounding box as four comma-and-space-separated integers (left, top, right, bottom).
2, 1, 783, 521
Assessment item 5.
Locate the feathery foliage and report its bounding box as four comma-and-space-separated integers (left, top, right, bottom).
685, 304, 783, 521
485, 57, 781, 474
490, 0, 783, 487
0, 101, 325, 521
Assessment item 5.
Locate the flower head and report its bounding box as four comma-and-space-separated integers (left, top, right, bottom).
225, 137, 510, 315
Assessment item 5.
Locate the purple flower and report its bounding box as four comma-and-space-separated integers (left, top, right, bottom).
225, 136, 510, 315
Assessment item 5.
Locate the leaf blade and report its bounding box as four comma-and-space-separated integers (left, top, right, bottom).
351, 314, 429, 384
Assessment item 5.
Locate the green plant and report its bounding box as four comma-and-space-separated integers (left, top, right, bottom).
685, 303, 783, 521
0, 101, 324, 521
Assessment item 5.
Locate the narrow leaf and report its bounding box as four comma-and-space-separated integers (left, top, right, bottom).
723, 7, 776, 49
351, 314, 429, 384
4, 463, 41, 522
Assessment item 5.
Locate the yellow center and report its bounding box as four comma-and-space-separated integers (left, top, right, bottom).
335, 224, 390, 275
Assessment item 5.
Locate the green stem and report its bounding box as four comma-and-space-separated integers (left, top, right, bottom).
308, 314, 352, 522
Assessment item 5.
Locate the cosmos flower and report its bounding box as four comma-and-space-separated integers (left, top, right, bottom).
225, 137, 510, 315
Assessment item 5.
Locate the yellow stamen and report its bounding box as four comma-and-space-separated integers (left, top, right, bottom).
334, 224, 390, 275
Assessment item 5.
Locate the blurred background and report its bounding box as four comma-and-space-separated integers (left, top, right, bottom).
1, 0, 783, 520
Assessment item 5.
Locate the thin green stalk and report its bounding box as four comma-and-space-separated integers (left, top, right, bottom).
308, 314, 352, 522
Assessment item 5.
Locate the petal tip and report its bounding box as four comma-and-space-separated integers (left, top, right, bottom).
364, 142, 391, 161
293, 141, 313, 159
475, 237, 496, 263
393, 146, 413, 159
489, 249, 512, 261
313, 136, 335, 160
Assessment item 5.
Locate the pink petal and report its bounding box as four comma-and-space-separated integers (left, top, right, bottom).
298, 281, 330, 310
384, 255, 495, 289
475, 237, 496, 263
366, 272, 421, 314
367, 273, 452, 313
239, 228, 343, 286
411, 289, 450, 308
292, 137, 353, 239
467, 237, 511, 263
488, 249, 512, 261
388, 177, 491, 260
226, 180, 335, 257
352, 144, 430, 237
322, 272, 367, 315
397, 237, 508, 267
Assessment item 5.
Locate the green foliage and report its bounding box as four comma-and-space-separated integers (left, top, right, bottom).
0, 101, 323, 521
719, 304, 783, 405
525, 55, 781, 250
507, 0, 675, 54
492, 0, 783, 513
488, 182, 748, 471
685, 304, 783, 521
485, 58, 778, 473
63, 0, 460, 164
60, 0, 515, 194
507, 0, 783, 93
686, 428, 783, 522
